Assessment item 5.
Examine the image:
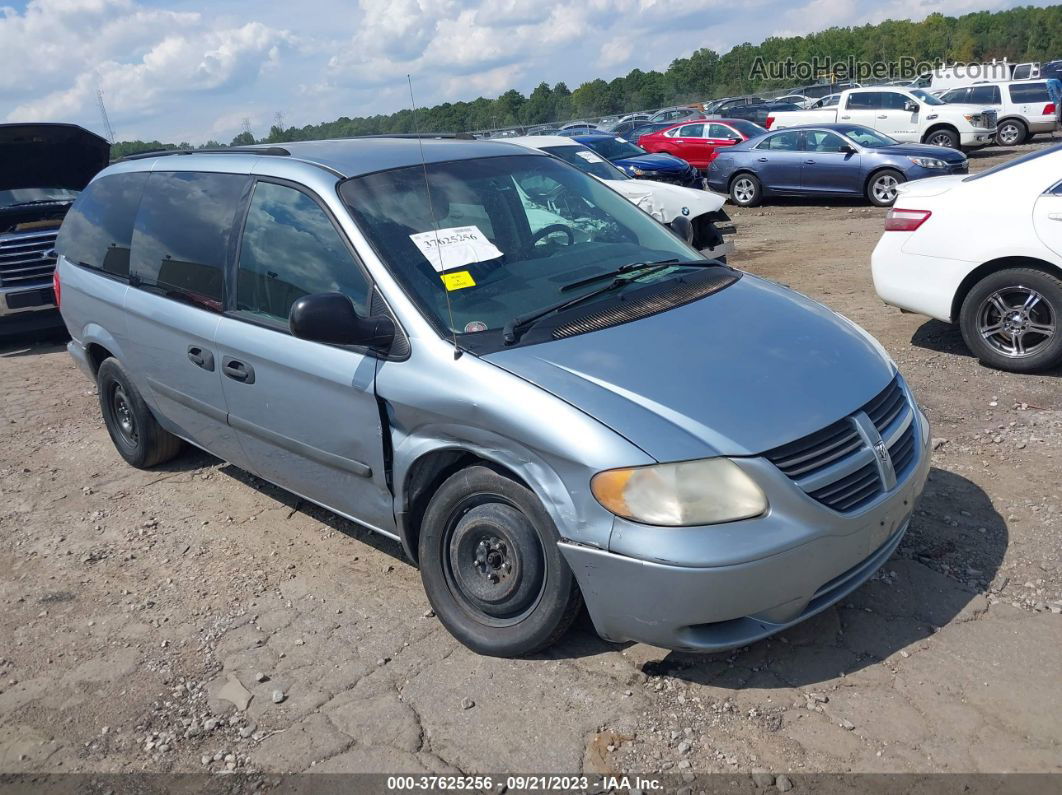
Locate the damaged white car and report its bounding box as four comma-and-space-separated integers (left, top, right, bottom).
504, 136, 735, 260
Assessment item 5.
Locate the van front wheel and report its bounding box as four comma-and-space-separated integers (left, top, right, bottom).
418, 465, 582, 657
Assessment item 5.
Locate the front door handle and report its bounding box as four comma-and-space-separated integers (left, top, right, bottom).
187, 346, 214, 371
222, 357, 255, 384
757, 157, 768, 162
1049, 213, 1062, 221
877, 114, 888, 119
804, 159, 817, 164
840, 115, 851, 120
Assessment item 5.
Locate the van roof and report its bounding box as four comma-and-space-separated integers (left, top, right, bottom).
119, 136, 539, 179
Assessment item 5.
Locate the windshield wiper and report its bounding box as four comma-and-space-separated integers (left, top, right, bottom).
3, 199, 70, 208
560, 258, 721, 293
503, 266, 670, 345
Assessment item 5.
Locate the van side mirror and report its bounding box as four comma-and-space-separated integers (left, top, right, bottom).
289, 292, 395, 349
905, 101, 919, 112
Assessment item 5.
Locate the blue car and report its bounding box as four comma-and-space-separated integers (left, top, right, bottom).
706, 123, 968, 207
574, 133, 702, 188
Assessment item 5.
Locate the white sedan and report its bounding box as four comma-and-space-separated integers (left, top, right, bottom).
872, 144, 1062, 372
503, 136, 735, 260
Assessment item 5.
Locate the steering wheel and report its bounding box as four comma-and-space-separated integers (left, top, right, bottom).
530, 224, 575, 247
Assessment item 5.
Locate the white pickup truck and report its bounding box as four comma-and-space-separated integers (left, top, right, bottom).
765, 87, 998, 150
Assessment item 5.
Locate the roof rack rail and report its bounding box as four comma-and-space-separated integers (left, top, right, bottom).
118, 146, 290, 162
353, 133, 476, 140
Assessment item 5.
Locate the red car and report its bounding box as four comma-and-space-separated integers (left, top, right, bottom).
638, 118, 766, 169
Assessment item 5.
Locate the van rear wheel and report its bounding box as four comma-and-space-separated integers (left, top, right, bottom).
97, 358, 184, 468
418, 465, 582, 657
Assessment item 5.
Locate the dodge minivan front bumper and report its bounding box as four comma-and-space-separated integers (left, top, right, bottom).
561, 409, 930, 651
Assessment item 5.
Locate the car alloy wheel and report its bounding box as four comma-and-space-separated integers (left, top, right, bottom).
733, 177, 756, 205
977, 286, 1056, 359
871, 174, 900, 205
927, 131, 957, 148
996, 122, 1023, 146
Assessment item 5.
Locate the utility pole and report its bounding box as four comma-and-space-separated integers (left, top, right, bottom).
96, 88, 115, 144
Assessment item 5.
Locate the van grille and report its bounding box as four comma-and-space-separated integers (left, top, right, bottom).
765, 377, 918, 513
0, 230, 58, 287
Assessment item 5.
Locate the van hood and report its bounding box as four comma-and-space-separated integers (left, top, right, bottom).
485, 274, 895, 461
603, 177, 724, 223
0, 124, 110, 193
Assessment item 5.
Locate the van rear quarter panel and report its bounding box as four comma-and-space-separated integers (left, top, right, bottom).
57, 257, 131, 370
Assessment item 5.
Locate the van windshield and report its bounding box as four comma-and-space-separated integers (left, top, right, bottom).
340, 154, 704, 347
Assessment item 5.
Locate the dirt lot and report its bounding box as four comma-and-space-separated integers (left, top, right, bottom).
1, 139, 1060, 783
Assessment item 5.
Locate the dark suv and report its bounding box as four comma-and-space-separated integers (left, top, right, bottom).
0, 124, 109, 333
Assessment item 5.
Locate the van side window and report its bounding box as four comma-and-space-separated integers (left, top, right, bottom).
130, 172, 246, 311
235, 181, 371, 323
56, 172, 147, 279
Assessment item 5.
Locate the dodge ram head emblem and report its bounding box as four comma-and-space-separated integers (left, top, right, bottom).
874, 440, 889, 463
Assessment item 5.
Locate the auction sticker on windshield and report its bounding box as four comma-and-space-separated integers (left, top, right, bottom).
410, 226, 503, 272
440, 270, 476, 291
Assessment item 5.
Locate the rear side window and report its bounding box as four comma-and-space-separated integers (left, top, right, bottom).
969, 85, 1001, 104
757, 131, 802, 151
130, 172, 248, 311
678, 123, 704, 137
235, 182, 371, 323
56, 172, 147, 279
1009, 83, 1050, 103
846, 92, 880, 110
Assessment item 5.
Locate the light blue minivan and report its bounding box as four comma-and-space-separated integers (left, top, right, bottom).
55, 137, 929, 656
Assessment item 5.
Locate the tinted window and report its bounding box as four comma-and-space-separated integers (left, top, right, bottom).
846, 92, 880, 109
970, 85, 1002, 104
130, 172, 247, 310
1010, 83, 1050, 103
678, 123, 704, 137
236, 182, 370, 323
941, 88, 969, 103
805, 131, 849, 152
881, 92, 911, 110
1013, 65, 1032, 80
56, 173, 147, 279
757, 131, 802, 151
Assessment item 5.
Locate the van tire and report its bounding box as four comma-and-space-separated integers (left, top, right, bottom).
995, 119, 1027, 146
97, 358, 184, 468
923, 128, 960, 149
959, 268, 1062, 373
418, 465, 582, 657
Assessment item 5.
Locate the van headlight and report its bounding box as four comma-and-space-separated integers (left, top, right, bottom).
908, 156, 947, 169
591, 458, 767, 526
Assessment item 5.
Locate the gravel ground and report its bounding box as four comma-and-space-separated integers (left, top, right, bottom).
1, 138, 1060, 781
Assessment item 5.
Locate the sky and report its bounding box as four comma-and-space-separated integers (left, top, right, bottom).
0, 0, 1050, 144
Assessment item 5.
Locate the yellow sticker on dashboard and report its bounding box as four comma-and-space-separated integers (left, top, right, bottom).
440, 270, 476, 291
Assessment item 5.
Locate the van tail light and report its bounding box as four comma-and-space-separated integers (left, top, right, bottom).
52, 266, 62, 309
884, 208, 932, 232
1044, 102, 1056, 115
765, 115, 776, 129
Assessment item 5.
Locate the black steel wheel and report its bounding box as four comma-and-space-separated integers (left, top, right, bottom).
418, 465, 582, 656
97, 358, 184, 468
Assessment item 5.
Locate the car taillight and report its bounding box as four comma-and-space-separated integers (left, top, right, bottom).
1045, 102, 1056, 115
53, 267, 61, 309
884, 208, 932, 232
765, 115, 775, 129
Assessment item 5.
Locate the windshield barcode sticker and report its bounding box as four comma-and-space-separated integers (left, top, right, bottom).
409, 226, 503, 273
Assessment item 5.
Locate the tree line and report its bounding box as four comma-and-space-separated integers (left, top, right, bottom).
110, 4, 1062, 158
